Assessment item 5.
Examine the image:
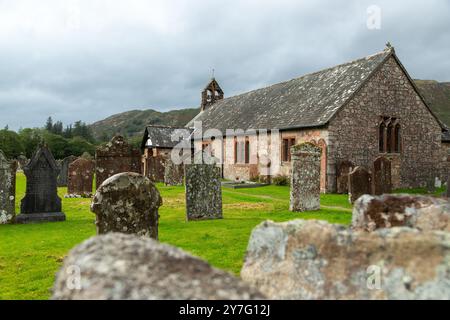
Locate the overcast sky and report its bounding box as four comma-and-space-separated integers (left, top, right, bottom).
0, 0, 449, 130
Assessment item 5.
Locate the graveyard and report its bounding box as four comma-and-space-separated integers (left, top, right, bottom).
0, 169, 445, 299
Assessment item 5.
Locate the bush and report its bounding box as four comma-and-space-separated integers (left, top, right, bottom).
272, 175, 290, 186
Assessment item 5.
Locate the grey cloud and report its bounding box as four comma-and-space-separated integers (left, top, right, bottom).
0, 0, 449, 130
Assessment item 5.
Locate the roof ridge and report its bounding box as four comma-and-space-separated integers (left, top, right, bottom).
146, 124, 191, 129
211, 49, 391, 105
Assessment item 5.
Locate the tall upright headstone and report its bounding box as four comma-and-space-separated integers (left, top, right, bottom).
91, 172, 162, 239
372, 156, 392, 195
57, 155, 77, 187
336, 161, 354, 194
348, 166, 371, 204
67, 158, 95, 197
185, 156, 222, 221
16, 145, 65, 223
0, 150, 17, 224
164, 159, 184, 186
95, 135, 142, 188
447, 175, 450, 198
290, 142, 321, 212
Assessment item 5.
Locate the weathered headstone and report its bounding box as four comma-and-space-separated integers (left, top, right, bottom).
352, 194, 450, 232
289, 142, 321, 212
185, 162, 222, 221
164, 159, 184, 186
0, 150, 17, 224
241, 219, 450, 300
16, 154, 28, 171
57, 155, 77, 187
426, 178, 436, 194
447, 175, 450, 198
95, 135, 141, 188
52, 233, 265, 300
81, 152, 93, 160
372, 156, 392, 195
16, 145, 65, 223
348, 166, 371, 204
336, 160, 354, 194
91, 172, 162, 239
146, 155, 166, 183
67, 158, 95, 198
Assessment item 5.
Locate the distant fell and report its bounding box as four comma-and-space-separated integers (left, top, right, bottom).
89, 108, 199, 141
415, 80, 450, 128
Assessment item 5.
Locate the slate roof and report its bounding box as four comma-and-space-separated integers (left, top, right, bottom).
187, 49, 395, 132
142, 125, 193, 149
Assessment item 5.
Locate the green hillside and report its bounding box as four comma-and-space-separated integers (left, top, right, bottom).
415, 80, 450, 127
89, 108, 200, 141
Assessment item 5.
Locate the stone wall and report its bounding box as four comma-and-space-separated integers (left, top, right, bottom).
327, 56, 442, 192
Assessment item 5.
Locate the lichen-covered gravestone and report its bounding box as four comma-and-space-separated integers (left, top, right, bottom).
95, 135, 142, 188
0, 150, 17, 224
185, 162, 222, 221
241, 219, 450, 299
57, 155, 77, 187
67, 158, 95, 197
348, 166, 371, 204
352, 194, 450, 232
164, 159, 184, 186
289, 142, 321, 212
52, 233, 264, 300
16, 145, 65, 223
16, 154, 28, 171
372, 156, 392, 195
91, 172, 162, 239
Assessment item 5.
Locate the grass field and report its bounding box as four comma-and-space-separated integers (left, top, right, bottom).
0, 173, 443, 299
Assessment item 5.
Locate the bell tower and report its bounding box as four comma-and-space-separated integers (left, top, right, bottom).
201, 77, 224, 111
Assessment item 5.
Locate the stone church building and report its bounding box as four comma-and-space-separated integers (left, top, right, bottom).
143, 45, 449, 193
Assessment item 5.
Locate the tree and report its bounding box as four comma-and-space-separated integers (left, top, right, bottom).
0, 129, 25, 159
45, 117, 53, 132
67, 136, 95, 157
42, 131, 69, 159
18, 128, 44, 158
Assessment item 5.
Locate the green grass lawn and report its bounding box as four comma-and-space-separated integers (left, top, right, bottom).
0, 173, 443, 300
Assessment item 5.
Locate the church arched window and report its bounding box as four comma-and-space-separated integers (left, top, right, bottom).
394, 124, 401, 153
379, 122, 386, 152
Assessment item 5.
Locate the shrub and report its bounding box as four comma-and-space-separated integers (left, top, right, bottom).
272, 175, 289, 186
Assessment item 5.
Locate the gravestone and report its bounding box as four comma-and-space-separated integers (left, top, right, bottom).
95, 135, 141, 188
81, 152, 93, 161
91, 172, 162, 239
348, 166, 371, 204
52, 233, 265, 300
352, 194, 450, 232
185, 161, 222, 221
16, 145, 65, 223
372, 156, 392, 195
336, 161, 354, 194
146, 155, 166, 183
289, 142, 321, 212
426, 178, 436, 193
164, 159, 184, 186
67, 158, 95, 197
57, 155, 77, 187
447, 175, 450, 198
17, 154, 28, 171
0, 150, 17, 224
241, 219, 450, 299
